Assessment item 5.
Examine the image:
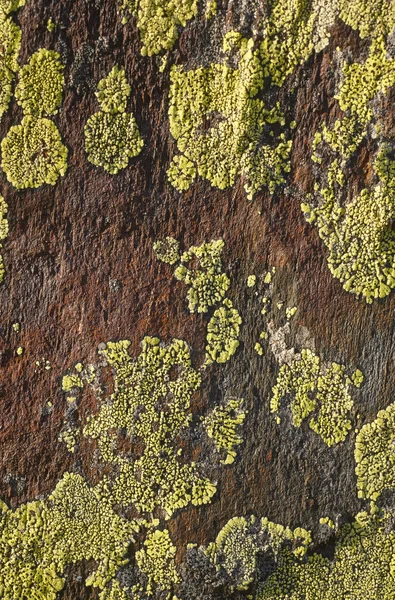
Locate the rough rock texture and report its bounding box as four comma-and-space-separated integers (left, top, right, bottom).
1, 1, 395, 599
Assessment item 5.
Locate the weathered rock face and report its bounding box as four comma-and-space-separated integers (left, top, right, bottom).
1, 0, 395, 598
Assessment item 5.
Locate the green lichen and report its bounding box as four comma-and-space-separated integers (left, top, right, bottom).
172, 239, 230, 313
1, 116, 68, 189
259, 511, 395, 600
15, 49, 64, 116
96, 65, 131, 114
0, 9, 22, 118
0, 473, 138, 599
83, 337, 216, 518
84, 66, 143, 174
168, 32, 292, 199
153, 236, 180, 265
305, 146, 395, 302
135, 528, 179, 594
355, 402, 395, 502
204, 515, 311, 592
205, 0, 217, 19
119, 0, 198, 56
0, 0, 25, 14
99, 581, 129, 600
207, 517, 261, 590
201, 398, 246, 464
271, 349, 362, 446
46, 17, 55, 31
247, 275, 256, 288
304, 35, 395, 302
0, 195, 8, 283
205, 299, 242, 364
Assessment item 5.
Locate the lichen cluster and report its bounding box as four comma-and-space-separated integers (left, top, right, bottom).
83, 337, 216, 517
355, 401, 395, 503
154, 238, 242, 365
1, 49, 68, 189
271, 349, 363, 446
201, 398, 246, 464
168, 32, 292, 198
259, 510, 395, 599
0, 473, 138, 599
0, 195, 8, 283
135, 528, 179, 594
0, 0, 23, 119
84, 65, 143, 173
205, 298, 242, 365
202, 515, 311, 592
119, 0, 198, 56
304, 32, 395, 302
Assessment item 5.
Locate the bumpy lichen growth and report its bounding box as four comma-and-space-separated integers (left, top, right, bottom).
0, 195, 8, 283
304, 33, 395, 302
83, 337, 216, 517
15, 49, 64, 116
96, 65, 131, 113
171, 240, 230, 313
0, 473, 138, 599
153, 236, 180, 265
202, 398, 246, 464
207, 517, 261, 590
119, 0, 198, 56
259, 511, 395, 599
355, 402, 395, 502
168, 31, 292, 198
135, 528, 179, 594
271, 349, 363, 446
1, 116, 68, 189
205, 299, 242, 364
204, 515, 311, 592
84, 66, 143, 174
0, 0, 23, 119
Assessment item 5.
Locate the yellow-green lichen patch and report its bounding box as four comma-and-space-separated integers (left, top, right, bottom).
305, 145, 395, 302
0, 195, 8, 283
83, 337, 216, 518
153, 236, 180, 265
259, 0, 316, 87
46, 17, 55, 31
259, 511, 395, 600
172, 239, 230, 313
207, 517, 260, 591
168, 32, 292, 199
355, 402, 395, 502
58, 425, 79, 453
135, 528, 179, 595
84, 66, 143, 174
315, 38, 395, 161
247, 275, 256, 288
271, 349, 362, 446
0, 8, 22, 118
0, 473, 138, 599
119, 0, 198, 56
16, 346, 23, 355
96, 65, 131, 114
1, 116, 68, 189
204, 515, 311, 592
201, 398, 246, 464
205, 299, 242, 364
15, 49, 64, 117
0, 0, 25, 14
338, 0, 395, 39
99, 581, 129, 600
